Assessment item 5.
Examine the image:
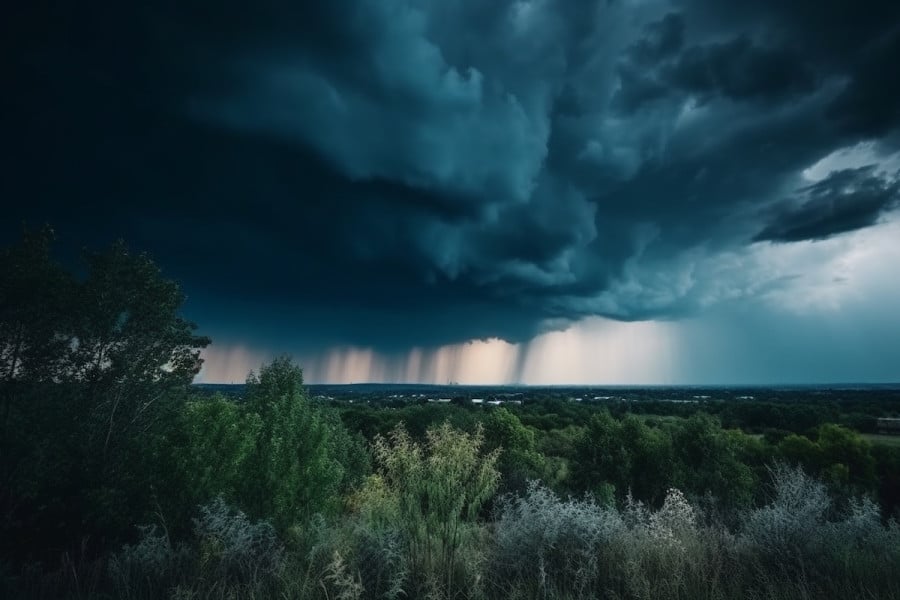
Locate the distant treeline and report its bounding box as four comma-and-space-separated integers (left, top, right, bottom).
2, 229, 900, 599
200, 382, 900, 435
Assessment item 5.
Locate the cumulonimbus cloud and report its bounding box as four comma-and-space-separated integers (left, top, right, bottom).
4, 0, 900, 353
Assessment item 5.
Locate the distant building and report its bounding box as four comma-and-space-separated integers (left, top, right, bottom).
471, 398, 484, 404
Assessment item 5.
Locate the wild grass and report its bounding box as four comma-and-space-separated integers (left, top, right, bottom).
5, 467, 899, 600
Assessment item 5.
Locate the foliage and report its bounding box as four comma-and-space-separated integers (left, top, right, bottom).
0, 229, 208, 561
169, 396, 261, 512
778, 424, 878, 500
360, 421, 500, 598
573, 410, 755, 510
483, 407, 546, 492
238, 357, 360, 529
193, 497, 284, 584
0, 226, 73, 383
108, 525, 191, 599
491, 482, 625, 598
738, 464, 900, 598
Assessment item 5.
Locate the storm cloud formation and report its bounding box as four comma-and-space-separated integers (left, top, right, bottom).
755, 167, 900, 242
4, 0, 900, 366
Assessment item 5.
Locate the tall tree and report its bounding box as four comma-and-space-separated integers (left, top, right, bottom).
0, 231, 209, 559
69, 240, 209, 461
239, 357, 350, 528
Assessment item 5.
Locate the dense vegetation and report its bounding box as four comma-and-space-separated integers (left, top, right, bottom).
2, 229, 900, 599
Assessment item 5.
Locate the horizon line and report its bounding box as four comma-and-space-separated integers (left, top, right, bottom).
193, 381, 900, 388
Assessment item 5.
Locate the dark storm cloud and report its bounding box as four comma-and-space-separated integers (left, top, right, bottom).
755, 167, 900, 243
613, 14, 816, 113
665, 37, 816, 102
629, 13, 686, 64
4, 0, 900, 351
827, 28, 900, 138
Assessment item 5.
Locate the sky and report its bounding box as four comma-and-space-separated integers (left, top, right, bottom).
3, 0, 900, 385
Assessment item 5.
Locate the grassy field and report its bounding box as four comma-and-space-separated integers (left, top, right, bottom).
862, 433, 900, 447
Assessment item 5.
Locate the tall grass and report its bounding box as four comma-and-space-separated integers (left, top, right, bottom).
5, 466, 899, 600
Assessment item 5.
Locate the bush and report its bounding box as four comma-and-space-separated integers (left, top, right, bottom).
741, 464, 831, 564
193, 497, 284, 584
739, 464, 900, 598
109, 524, 191, 599
490, 482, 624, 599
357, 421, 500, 599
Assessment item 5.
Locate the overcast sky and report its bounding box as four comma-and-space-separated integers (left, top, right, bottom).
4, 0, 900, 384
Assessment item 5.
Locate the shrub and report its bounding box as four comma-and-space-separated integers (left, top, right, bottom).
359, 421, 500, 599
490, 481, 624, 599
193, 497, 284, 585
739, 464, 900, 598
740, 464, 831, 564
108, 524, 191, 599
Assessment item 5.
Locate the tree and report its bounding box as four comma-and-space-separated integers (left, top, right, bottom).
0, 231, 209, 559
483, 407, 546, 492
671, 413, 755, 509
0, 226, 73, 387
1, 227, 74, 544
573, 411, 631, 498
619, 415, 675, 506
70, 240, 209, 463
779, 425, 877, 499
238, 357, 354, 528
163, 394, 262, 531
816, 424, 876, 493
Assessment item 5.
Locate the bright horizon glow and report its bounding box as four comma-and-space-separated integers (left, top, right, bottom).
195, 317, 678, 385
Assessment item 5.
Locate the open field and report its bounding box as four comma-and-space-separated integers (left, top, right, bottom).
862, 433, 900, 447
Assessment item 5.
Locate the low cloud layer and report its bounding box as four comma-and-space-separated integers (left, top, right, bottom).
4, 0, 900, 366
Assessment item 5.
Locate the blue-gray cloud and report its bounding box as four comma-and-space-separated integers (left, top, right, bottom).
755, 167, 900, 242
3, 0, 900, 353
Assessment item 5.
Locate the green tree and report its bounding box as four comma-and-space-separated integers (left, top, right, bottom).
166, 395, 262, 522
1, 232, 209, 559
779, 433, 824, 472
620, 414, 675, 505
483, 407, 546, 492
238, 357, 355, 528
573, 411, 631, 498
69, 241, 210, 467
1, 227, 74, 545
670, 413, 756, 509
0, 226, 73, 386
779, 425, 877, 498
816, 424, 876, 493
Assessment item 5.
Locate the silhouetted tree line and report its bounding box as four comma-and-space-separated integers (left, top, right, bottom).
2, 229, 899, 599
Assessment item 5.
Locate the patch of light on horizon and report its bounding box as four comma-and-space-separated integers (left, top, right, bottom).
194, 318, 677, 385
517, 317, 677, 385
196, 344, 273, 384
299, 320, 677, 385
